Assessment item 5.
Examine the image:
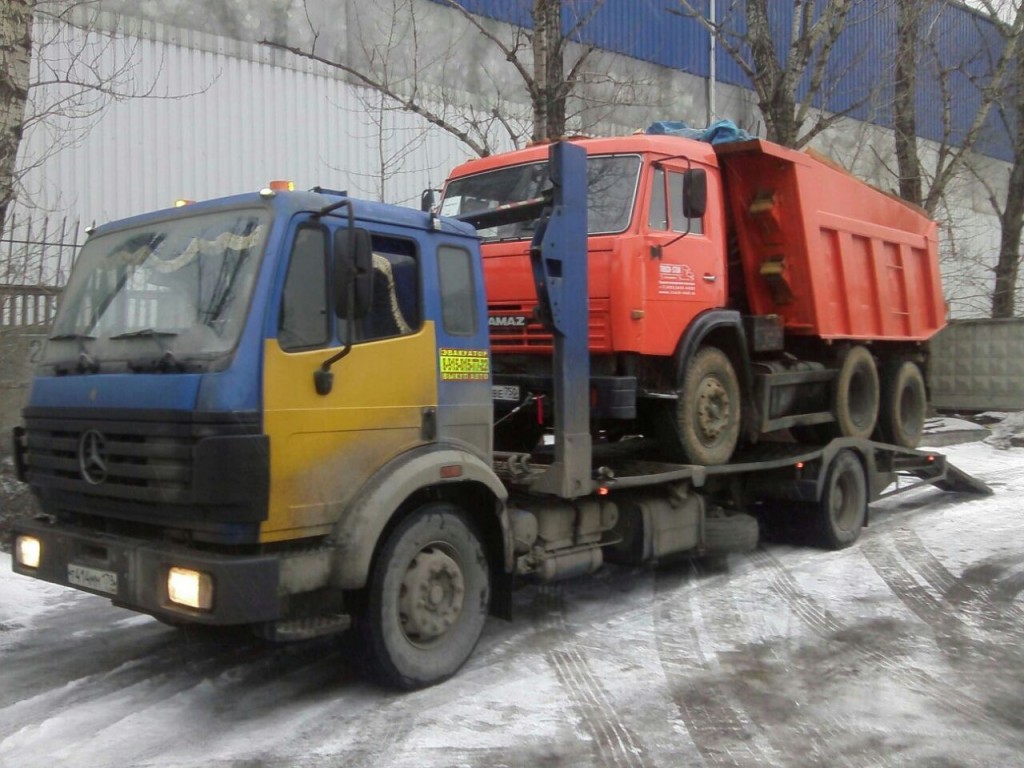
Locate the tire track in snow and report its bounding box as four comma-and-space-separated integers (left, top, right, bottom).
750, 545, 1024, 744
537, 584, 650, 768
653, 560, 782, 768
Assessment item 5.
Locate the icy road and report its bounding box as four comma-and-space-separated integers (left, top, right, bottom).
1, 440, 1022, 768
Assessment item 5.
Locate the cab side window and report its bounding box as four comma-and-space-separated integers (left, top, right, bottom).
437, 245, 477, 336
648, 167, 704, 235
338, 234, 421, 343
278, 226, 328, 351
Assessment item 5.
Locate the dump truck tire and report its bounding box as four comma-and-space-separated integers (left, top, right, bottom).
360, 503, 490, 689
671, 346, 741, 465
878, 360, 926, 448
833, 345, 879, 439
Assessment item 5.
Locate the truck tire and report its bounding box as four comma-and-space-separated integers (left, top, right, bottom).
359, 503, 490, 689
877, 360, 926, 448
833, 345, 879, 439
671, 346, 741, 465
811, 449, 867, 550
703, 512, 759, 555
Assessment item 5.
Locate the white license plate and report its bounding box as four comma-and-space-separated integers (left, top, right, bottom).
68, 563, 118, 595
492, 385, 520, 402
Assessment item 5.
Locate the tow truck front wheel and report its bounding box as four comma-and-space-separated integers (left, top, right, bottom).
360, 503, 490, 689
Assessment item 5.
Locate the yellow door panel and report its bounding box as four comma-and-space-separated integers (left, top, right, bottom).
261, 324, 438, 542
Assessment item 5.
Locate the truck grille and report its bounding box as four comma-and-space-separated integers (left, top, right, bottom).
21, 409, 260, 509
489, 300, 612, 353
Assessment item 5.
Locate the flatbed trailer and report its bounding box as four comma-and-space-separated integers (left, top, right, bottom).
494, 437, 992, 557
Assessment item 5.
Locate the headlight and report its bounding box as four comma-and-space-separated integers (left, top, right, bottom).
15, 536, 41, 569
167, 567, 214, 610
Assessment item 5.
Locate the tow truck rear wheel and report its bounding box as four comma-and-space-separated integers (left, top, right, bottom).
877, 360, 926, 448
360, 503, 490, 689
669, 346, 741, 465
811, 449, 867, 550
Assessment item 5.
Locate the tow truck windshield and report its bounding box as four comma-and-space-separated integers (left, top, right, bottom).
44, 209, 269, 372
440, 154, 641, 241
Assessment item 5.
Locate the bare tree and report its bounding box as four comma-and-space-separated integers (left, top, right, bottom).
893, 0, 1023, 216
672, 0, 865, 148
968, 1, 1024, 318
261, 0, 661, 157
1, 1, 198, 247
0, 0, 34, 238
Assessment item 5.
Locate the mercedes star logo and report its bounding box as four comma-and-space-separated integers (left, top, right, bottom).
78, 429, 109, 485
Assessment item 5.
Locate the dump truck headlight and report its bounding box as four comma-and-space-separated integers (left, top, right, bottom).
15, 536, 41, 569
167, 567, 213, 610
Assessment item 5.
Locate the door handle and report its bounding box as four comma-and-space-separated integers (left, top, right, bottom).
703, 274, 718, 283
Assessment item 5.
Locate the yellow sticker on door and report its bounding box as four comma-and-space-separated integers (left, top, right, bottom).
439, 348, 490, 380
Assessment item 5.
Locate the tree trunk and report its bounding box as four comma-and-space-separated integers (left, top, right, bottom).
894, 0, 923, 207
532, 0, 565, 142
745, 0, 799, 146
0, 0, 33, 240
992, 51, 1024, 318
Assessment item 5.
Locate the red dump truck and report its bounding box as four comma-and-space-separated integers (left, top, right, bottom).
441, 134, 945, 464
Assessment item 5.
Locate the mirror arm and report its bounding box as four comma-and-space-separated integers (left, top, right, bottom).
314, 200, 358, 396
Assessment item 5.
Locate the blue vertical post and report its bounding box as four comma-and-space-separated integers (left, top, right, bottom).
529, 141, 592, 499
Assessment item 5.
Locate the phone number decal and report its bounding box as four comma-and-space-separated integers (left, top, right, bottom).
439, 348, 490, 381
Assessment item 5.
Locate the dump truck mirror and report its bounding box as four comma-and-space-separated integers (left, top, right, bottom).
682, 169, 707, 219
334, 227, 373, 319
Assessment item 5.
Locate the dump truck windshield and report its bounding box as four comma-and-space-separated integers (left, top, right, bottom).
45, 209, 269, 371
441, 154, 641, 240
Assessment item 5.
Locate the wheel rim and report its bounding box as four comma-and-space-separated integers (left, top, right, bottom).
847, 365, 876, 430
831, 466, 863, 532
398, 544, 466, 646
898, 376, 924, 435
695, 376, 731, 445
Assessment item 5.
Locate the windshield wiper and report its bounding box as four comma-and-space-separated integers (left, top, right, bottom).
48, 333, 100, 374
111, 329, 186, 372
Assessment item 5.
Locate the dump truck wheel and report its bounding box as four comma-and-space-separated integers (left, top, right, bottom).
878, 360, 926, 448
672, 346, 741, 465
811, 449, 867, 550
833, 345, 879, 439
360, 503, 490, 689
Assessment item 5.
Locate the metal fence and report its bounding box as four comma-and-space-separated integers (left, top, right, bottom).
0, 215, 81, 328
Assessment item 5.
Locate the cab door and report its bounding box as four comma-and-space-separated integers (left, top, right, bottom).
642, 162, 726, 355
261, 218, 438, 543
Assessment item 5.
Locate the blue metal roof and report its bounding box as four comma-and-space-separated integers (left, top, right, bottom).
430, 0, 1012, 161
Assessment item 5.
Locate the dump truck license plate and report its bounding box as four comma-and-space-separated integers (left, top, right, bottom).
492, 385, 520, 402
68, 563, 118, 595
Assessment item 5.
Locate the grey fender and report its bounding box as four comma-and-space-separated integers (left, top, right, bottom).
329, 443, 509, 590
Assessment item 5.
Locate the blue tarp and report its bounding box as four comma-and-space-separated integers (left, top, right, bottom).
645, 119, 754, 145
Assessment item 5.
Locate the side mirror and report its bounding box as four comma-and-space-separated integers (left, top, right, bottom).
334, 227, 373, 319
421, 188, 437, 213
682, 168, 707, 219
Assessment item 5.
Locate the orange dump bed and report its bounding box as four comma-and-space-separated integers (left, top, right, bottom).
716, 140, 945, 341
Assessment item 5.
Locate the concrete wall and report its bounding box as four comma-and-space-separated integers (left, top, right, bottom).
0, 328, 46, 442
928, 319, 1024, 412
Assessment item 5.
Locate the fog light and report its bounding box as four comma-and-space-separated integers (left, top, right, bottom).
15, 536, 41, 569
167, 567, 213, 610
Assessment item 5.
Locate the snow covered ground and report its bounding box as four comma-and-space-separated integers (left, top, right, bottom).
0, 437, 1022, 768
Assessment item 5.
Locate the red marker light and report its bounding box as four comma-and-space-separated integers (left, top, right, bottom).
269, 180, 295, 192
795, 461, 805, 470
598, 486, 609, 496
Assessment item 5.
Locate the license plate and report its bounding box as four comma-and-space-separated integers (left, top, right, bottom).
492, 385, 520, 402
68, 563, 118, 595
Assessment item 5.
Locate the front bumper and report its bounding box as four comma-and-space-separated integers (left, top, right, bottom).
11, 517, 280, 625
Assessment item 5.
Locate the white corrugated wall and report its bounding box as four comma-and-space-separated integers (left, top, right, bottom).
10, 13, 488, 240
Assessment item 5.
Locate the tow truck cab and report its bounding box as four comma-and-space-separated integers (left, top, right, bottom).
12, 186, 498, 626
